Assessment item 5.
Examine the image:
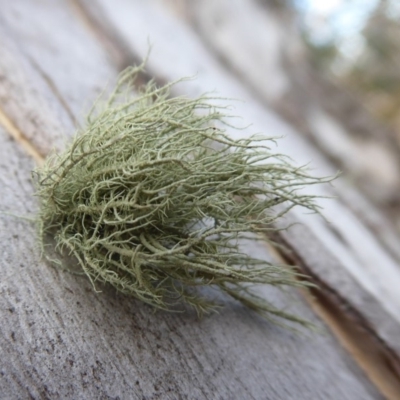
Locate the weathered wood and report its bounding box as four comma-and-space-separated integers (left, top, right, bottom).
0, 34, 66, 158
0, 0, 396, 398
0, 0, 117, 151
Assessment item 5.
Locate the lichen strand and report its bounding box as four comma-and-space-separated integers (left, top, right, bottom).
35, 66, 326, 328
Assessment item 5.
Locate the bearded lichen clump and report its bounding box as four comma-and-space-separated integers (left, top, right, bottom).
35, 66, 326, 328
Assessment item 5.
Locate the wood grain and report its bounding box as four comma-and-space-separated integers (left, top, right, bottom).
0, 0, 395, 398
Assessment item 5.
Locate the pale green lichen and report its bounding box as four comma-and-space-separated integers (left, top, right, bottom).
34, 65, 328, 328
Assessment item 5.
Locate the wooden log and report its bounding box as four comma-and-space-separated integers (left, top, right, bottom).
0, 0, 395, 398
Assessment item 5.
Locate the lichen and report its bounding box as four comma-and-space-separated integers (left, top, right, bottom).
34, 65, 329, 328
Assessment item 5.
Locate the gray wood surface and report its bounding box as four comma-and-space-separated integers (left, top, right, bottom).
0, 0, 397, 398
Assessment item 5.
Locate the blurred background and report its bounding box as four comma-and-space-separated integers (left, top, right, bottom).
296, 0, 400, 223
298, 0, 400, 235
297, 0, 400, 215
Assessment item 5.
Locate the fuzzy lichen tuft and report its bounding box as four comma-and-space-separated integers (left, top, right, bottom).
34, 66, 328, 328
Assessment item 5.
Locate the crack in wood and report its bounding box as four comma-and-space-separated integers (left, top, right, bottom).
69, 0, 134, 72
70, 0, 166, 87
26, 56, 78, 128
0, 107, 44, 165
271, 233, 400, 400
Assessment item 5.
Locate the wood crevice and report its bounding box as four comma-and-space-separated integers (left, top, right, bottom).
273, 233, 400, 400
69, 0, 137, 72
26, 55, 78, 128
70, 0, 167, 87
0, 107, 44, 165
